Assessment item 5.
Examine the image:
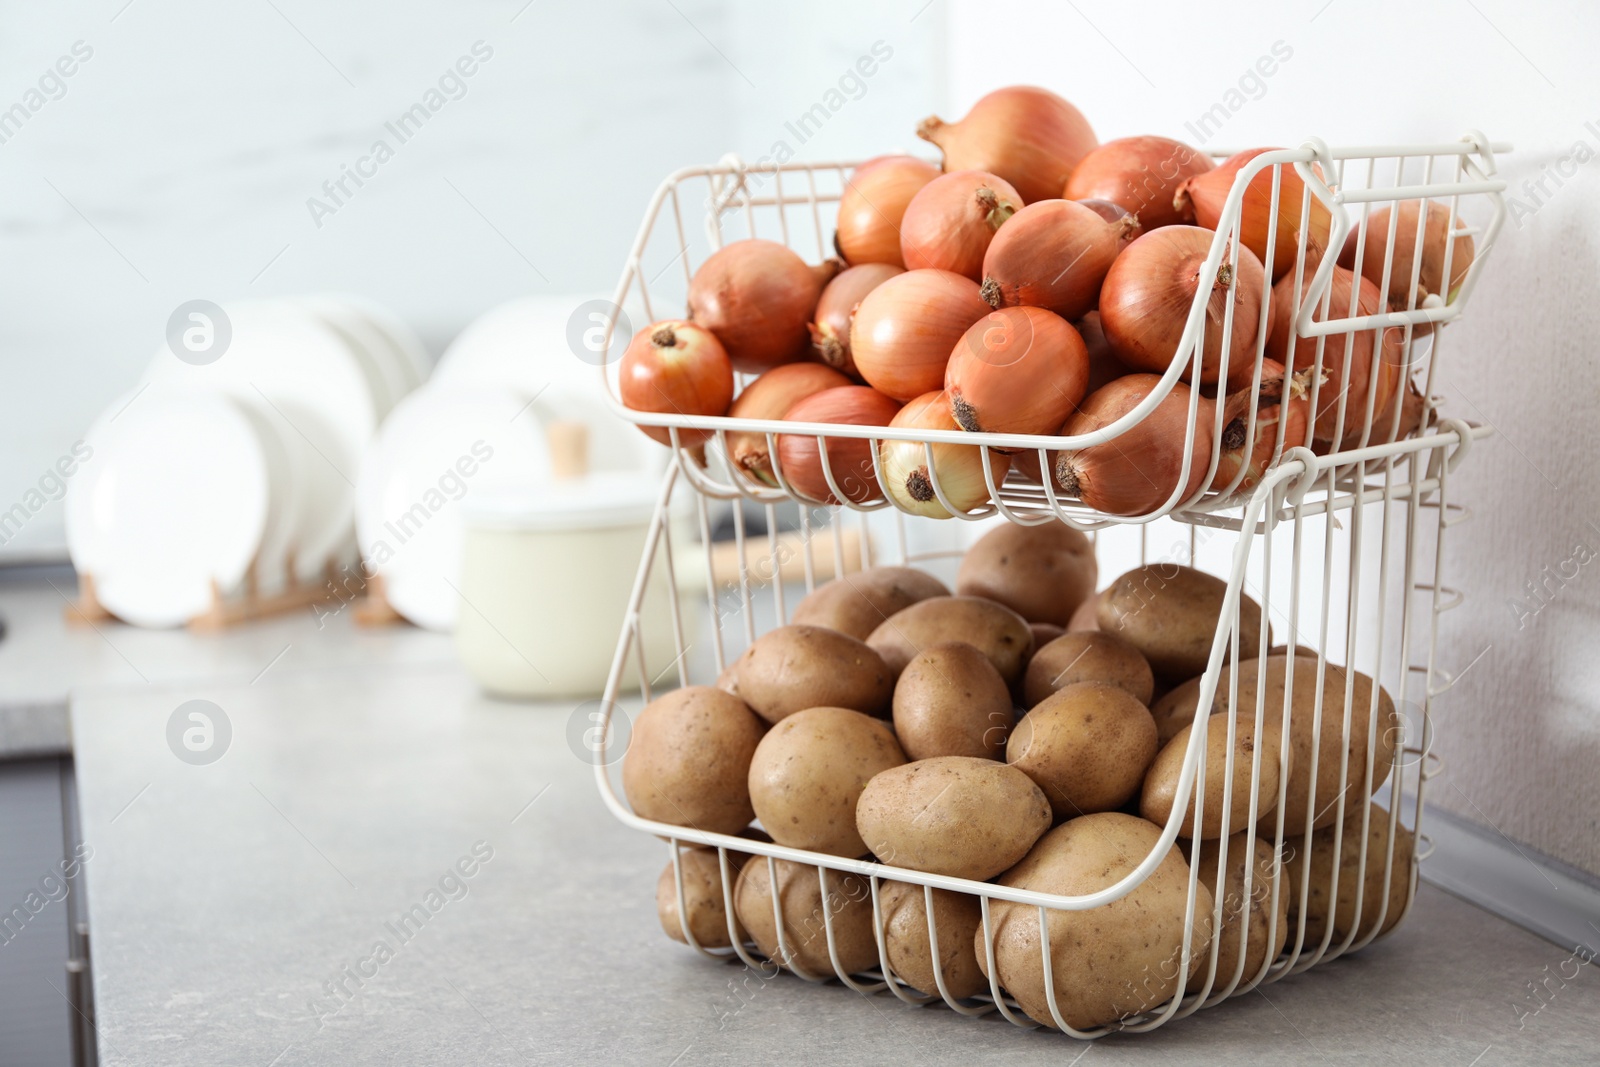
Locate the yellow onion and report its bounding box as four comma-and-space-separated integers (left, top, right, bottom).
726, 363, 854, 485
1210, 360, 1312, 495
879, 391, 1010, 519
1064, 136, 1214, 230
1174, 148, 1333, 280
1053, 375, 1213, 516
945, 307, 1088, 437
618, 320, 734, 446
687, 239, 839, 373
917, 86, 1098, 204
775, 386, 901, 504
1338, 200, 1475, 337
836, 155, 940, 267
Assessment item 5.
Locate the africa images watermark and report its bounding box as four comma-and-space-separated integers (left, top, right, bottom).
0, 440, 93, 547
0, 39, 93, 146
0, 843, 94, 950
1504, 120, 1600, 228
306, 40, 495, 229
1506, 526, 1598, 630
1182, 40, 1294, 146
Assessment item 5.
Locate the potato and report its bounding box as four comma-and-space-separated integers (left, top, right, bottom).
1288, 802, 1414, 943
790, 565, 950, 640
867, 596, 1033, 684
1183, 833, 1288, 985
1022, 630, 1154, 709
1067, 589, 1105, 632
1028, 622, 1065, 651
1150, 674, 1204, 745
892, 642, 1014, 760
856, 757, 1051, 879
731, 624, 893, 724
1141, 715, 1285, 838
956, 522, 1097, 626
747, 706, 906, 856
622, 686, 765, 834
1096, 565, 1264, 682
880, 881, 986, 999
981, 813, 1214, 1030
1007, 682, 1158, 817
714, 663, 742, 698
734, 857, 877, 976
657, 847, 747, 948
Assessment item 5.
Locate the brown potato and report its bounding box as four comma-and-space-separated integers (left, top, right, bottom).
892, 642, 1014, 760
881, 881, 986, 999
1288, 802, 1414, 944
1141, 715, 1285, 838
734, 857, 877, 976
731, 625, 893, 724
1097, 565, 1264, 682
1028, 622, 1065, 651
714, 663, 742, 698
1183, 833, 1289, 986
1007, 682, 1158, 817
747, 706, 906, 857
856, 757, 1051, 879
657, 847, 747, 948
1022, 630, 1155, 709
867, 596, 1033, 684
1150, 674, 1205, 745
981, 813, 1214, 1030
1067, 588, 1105, 632
790, 565, 950, 640
622, 686, 765, 834
956, 523, 1098, 626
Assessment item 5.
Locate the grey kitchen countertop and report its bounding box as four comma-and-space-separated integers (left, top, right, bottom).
5, 572, 1599, 1065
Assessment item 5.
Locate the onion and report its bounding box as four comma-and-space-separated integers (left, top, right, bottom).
775, 386, 901, 504
1338, 200, 1475, 336
1078, 310, 1133, 393
726, 363, 854, 485
1075, 199, 1143, 246
618, 320, 735, 446
850, 269, 991, 401
979, 198, 1134, 320
879, 391, 1010, 518
1265, 266, 1403, 451
1368, 375, 1427, 446
1210, 359, 1311, 494
687, 239, 840, 373
945, 306, 1088, 437
836, 155, 940, 267
900, 170, 1021, 279
1053, 374, 1213, 516
1098, 226, 1266, 385
1174, 148, 1333, 280
917, 86, 1098, 204
1064, 136, 1214, 230
809, 263, 903, 378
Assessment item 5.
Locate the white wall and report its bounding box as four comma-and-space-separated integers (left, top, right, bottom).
0, 0, 940, 558
947, 0, 1600, 875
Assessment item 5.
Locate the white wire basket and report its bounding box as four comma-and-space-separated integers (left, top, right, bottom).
589, 136, 1505, 1036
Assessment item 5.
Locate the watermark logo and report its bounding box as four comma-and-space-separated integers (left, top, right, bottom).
166, 300, 232, 366
565, 299, 632, 366
166, 699, 232, 765
566, 699, 630, 766
1182, 40, 1294, 146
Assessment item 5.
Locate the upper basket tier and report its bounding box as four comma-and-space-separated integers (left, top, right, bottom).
597, 135, 1509, 526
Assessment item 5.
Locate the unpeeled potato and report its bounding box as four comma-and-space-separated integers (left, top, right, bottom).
622, 686, 766, 835
880, 882, 986, 999
1183, 833, 1289, 987
1022, 630, 1154, 708
1097, 565, 1264, 682
734, 857, 877, 977
955, 522, 1097, 626
730, 625, 893, 724
1140, 715, 1285, 838
657, 847, 747, 948
867, 596, 1033, 684
892, 642, 1014, 760
790, 566, 950, 640
1007, 681, 1158, 817
1287, 802, 1414, 944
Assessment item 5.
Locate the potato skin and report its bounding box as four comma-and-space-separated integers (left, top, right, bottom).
734, 857, 877, 976
892, 642, 1014, 760
1023, 630, 1155, 708
1141, 715, 1284, 839
1150, 674, 1205, 745
867, 596, 1034, 684
790, 566, 950, 640
981, 813, 1214, 1030
856, 757, 1052, 879
1097, 565, 1264, 681
956, 522, 1097, 626
1288, 802, 1414, 943
1067, 589, 1105, 632
623, 686, 765, 834
747, 706, 906, 857
731, 625, 893, 724
1007, 681, 1158, 817
657, 847, 747, 948
881, 882, 986, 999
1183, 833, 1288, 986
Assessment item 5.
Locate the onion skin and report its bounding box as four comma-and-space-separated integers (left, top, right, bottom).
775, 386, 901, 504
687, 239, 838, 373
1210, 359, 1311, 494
918, 86, 1098, 205
1053, 374, 1214, 516
900, 170, 1021, 280
1175, 148, 1333, 280
1075, 199, 1143, 246
945, 307, 1089, 437
618, 321, 735, 446
836, 155, 940, 267
726, 363, 854, 486
851, 269, 992, 401
1338, 200, 1475, 337
1078, 310, 1133, 393
879, 391, 1010, 519
1064, 136, 1214, 230
1265, 266, 1404, 451
809, 263, 903, 378
1098, 226, 1266, 385
979, 199, 1133, 320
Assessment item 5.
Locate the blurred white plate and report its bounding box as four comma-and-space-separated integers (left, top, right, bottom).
355, 385, 553, 632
